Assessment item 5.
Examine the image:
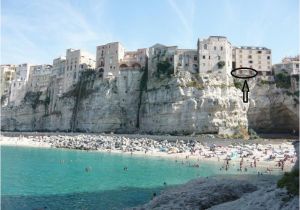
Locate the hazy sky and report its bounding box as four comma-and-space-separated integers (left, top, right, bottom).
1, 0, 299, 65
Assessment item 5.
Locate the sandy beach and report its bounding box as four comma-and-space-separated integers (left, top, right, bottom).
1, 132, 298, 173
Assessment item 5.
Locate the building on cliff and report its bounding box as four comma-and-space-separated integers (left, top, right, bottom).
3, 35, 275, 108
96, 42, 148, 78
63, 48, 96, 92
273, 55, 300, 76
27, 64, 53, 92
9, 63, 32, 106
273, 55, 299, 92
0, 64, 16, 106
232, 46, 273, 81
198, 36, 232, 75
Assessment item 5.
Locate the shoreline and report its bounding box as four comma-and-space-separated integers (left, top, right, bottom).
1, 133, 297, 173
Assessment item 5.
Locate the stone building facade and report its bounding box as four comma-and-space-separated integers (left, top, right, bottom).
27, 64, 53, 92
9, 63, 32, 105
148, 43, 178, 78
96, 42, 148, 78
198, 36, 232, 75
63, 49, 95, 92
174, 49, 198, 74
96, 42, 125, 78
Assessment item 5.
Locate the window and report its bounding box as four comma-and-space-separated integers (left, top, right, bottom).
220, 46, 223, 51
214, 46, 217, 50
267, 56, 270, 60
249, 60, 253, 64
204, 44, 207, 50
194, 56, 197, 61
257, 51, 262, 54
296, 64, 299, 68
218, 56, 221, 60
248, 55, 252, 59
202, 55, 205, 59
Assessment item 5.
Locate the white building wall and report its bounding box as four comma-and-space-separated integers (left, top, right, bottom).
96, 42, 125, 78
198, 36, 232, 75
174, 49, 198, 74
27, 64, 52, 92
9, 63, 32, 105
63, 49, 95, 92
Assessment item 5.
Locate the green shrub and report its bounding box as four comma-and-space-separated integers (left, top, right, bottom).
277, 169, 299, 195
275, 73, 291, 89
157, 60, 173, 77
234, 81, 243, 89
217, 61, 225, 69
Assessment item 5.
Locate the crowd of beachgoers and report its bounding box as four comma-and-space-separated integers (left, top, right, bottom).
1, 133, 297, 173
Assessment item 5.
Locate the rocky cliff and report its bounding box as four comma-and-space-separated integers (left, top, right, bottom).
1, 68, 298, 135
248, 80, 299, 133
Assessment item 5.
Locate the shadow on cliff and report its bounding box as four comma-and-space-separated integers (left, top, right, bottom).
1, 186, 165, 210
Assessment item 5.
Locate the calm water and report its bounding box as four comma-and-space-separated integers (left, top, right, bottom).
2, 146, 258, 210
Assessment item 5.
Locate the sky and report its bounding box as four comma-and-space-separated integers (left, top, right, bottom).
1, 0, 299, 65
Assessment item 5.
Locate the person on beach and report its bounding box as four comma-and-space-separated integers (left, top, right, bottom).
254, 158, 257, 168
152, 192, 157, 199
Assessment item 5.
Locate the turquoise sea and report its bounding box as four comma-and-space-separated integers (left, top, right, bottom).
2, 146, 261, 210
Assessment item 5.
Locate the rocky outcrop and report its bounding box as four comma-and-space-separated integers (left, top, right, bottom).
248, 81, 299, 133
130, 176, 299, 210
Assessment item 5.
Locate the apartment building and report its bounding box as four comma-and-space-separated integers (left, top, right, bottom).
232, 46, 272, 80
27, 64, 53, 92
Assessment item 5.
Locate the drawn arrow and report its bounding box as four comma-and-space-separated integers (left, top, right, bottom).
242, 80, 249, 103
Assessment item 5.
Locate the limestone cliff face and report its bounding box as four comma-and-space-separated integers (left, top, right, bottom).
248, 82, 299, 133
139, 71, 248, 135
1, 68, 298, 135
